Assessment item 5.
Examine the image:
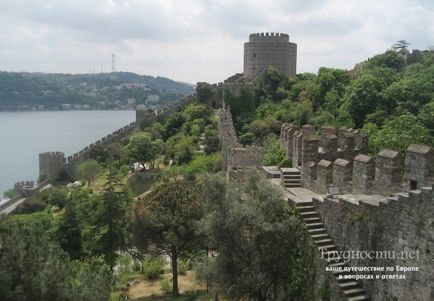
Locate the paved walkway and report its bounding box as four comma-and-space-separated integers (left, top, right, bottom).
1, 198, 26, 214
268, 178, 323, 203
286, 187, 323, 203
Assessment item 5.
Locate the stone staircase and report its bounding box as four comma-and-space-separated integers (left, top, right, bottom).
281, 168, 301, 188
296, 201, 370, 301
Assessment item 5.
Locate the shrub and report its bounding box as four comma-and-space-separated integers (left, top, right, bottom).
261, 136, 287, 166
142, 256, 164, 280
3, 187, 17, 199
178, 260, 189, 275
278, 158, 292, 168
117, 254, 134, 274
14, 197, 47, 214
160, 278, 172, 295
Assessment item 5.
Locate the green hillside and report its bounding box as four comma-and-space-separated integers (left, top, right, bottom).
0, 71, 195, 111
225, 47, 434, 155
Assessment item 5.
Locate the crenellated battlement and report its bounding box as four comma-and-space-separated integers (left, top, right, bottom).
248, 32, 290, 42
67, 121, 136, 165
136, 94, 195, 124
311, 183, 434, 300
39, 151, 65, 159
280, 123, 434, 195
14, 180, 38, 197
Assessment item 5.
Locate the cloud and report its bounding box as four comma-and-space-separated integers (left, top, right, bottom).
0, 0, 433, 82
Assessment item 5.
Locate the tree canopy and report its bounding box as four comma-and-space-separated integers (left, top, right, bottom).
199, 170, 314, 301
128, 176, 205, 295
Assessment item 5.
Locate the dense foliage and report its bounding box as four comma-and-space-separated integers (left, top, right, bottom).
0, 213, 112, 301
199, 170, 315, 300
226, 47, 434, 154
128, 176, 205, 295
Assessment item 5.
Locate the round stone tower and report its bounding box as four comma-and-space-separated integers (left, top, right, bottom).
39, 151, 65, 180
244, 32, 297, 79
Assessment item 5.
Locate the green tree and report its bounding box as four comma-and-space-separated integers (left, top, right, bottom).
169, 134, 196, 164
392, 40, 411, 58
129, 177, 205, 296
239, 132, 256, 146
65, 257, 112, 301
77, 160, 102, 186
0, 217, 112, 301
343, 74, 387, 128
315, 67, 349, 109
182, 103, 211, 123
261, 136, 287, 166
124, 132, 162, 169
3, 187, 17, 199
419, 101, 434, 131
204, 128, 220, 154
150, 138, 165, 168
56, 200, 83, 260
200, 171, 314, 301
264, 66, 286, 99
0, 217, 67, 301
164, 112, 186, 140
367, 50, 405, 71
369, 114, 432, 153
88, 165, 131, 270
381, 76, 433, 115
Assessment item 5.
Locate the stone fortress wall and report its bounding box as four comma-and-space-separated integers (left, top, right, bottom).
281, 123, 434, 300
312, 185, 434, 301
196, 80, 254, 109
1, 94, 197, 214
38, 122, 136, 179
244, 32, 297, 78
280, 123, 434, 195
38, 94, 196, 182
136, 94, 196, 125
217, 104, 263, 179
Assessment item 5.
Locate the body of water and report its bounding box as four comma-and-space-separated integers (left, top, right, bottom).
0, 110, 135, 198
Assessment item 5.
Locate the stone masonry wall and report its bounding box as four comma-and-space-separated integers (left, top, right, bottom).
40, 95, 198, 180
313, 185, 434, 301
280, 123, 434, 195
217, 104, 263, 177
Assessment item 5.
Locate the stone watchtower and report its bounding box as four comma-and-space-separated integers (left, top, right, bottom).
244, 32, 297, 79
39, 151, 65, 180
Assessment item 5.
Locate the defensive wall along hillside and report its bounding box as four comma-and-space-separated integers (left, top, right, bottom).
216, 104, 434, 300
217, 104, 263, 180
39, 94, 196, 181
311, 184, 434, 301
280, 123, 434, 300
0, 94, 196, 215
280, 123, 434, 195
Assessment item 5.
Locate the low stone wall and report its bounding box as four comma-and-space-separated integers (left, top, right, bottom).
312, 186, 434, 301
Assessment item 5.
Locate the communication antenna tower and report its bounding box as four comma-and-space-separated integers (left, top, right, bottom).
112, 52, 116, 72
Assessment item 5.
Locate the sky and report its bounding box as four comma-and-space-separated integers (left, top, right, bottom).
0, 0, 433, 84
